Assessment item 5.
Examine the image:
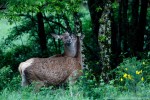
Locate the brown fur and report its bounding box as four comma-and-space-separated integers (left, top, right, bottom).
23, 57, 82, 86
18, 33, 84, 88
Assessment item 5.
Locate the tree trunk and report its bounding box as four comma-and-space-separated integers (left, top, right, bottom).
122, 0, 128, 55
88, 0, 104, 77
136, 0, 148, 53
88, 0, 104, 47
117, 0, 123, 57
129, 0, 139, 55
37, 12, 47, 56
110, 0, 128, 69
110, 0, 119, 69
118, 0, 129, 54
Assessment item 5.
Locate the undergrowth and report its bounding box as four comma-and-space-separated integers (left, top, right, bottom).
0, 57, 150, 100
0, 79, 150, 100
0, 75, 150, 99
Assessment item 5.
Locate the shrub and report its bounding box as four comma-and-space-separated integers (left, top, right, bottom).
0, 66, 12, 90
141, 59, 150, 83
77, 70, 118, 99
7, 75, 21, 91
114, 57, 150, 91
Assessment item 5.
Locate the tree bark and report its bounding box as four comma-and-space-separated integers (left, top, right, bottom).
87, 0, 105, 80
118, 0, 123, 56
136, 0, 148, 53
110, 0, 128, 69
118, 0, 129, 56
37, 12, 47, 55
88, 0, 104, 48
122, 0, 128, 54
110, 1, 119, 69
129, 0, 139, 55
87, 1, 104, 61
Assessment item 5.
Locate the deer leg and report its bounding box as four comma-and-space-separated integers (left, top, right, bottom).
21, 73, 29, 86
34, 82, 45, 92
67, 70, 81, 97
68, 70, 82, 85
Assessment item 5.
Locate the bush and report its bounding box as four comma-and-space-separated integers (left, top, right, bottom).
0, 68, 150, 100
0, 66, 12, 90
113, 57, 150, 91
2, 45, 44, 72
8, 75, 21, 91
141, 59, 150, 83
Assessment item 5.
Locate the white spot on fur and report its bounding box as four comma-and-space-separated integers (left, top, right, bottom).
19, 58, 34, 86
21, 59, 34, 73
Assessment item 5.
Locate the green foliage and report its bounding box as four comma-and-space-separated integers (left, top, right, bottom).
1, 0, 82, 21
5, 20, 34, 44
77, 70, 99, 98
112, 1, 119, 9
113, 57, 150, 91
8, 75, 21, 90
0, 49, 4, 67
2, 44, 46, 71
142, 59, 150, 83
0, 72, 150, 100
98, 35, 107, 42
0, 66, 12, 90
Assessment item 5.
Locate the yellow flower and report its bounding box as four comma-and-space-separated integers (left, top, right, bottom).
141, 77, 144, 81
142, 62, 145, 65
125, 68, 128, 71
136, 71, 140, 75
120, 78, 123, 82
136, 70, 142, 75
127, 74, 132, 80
139, 70, 142, 74
123, 73, 128, 78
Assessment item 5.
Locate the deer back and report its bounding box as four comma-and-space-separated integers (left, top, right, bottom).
24, 57, 82, 85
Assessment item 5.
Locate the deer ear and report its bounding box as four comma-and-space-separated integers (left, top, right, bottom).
51, 34, 61, 39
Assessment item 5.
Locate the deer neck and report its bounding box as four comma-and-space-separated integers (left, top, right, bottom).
75, 36, 83, 69
64, 43, 77, 57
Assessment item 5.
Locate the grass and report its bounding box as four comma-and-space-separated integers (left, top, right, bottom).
0, 78, 150, 100
0, 86, 88, 100
0, 62, 150, 100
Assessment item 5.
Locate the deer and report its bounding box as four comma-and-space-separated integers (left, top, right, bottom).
18, 32, 84, 90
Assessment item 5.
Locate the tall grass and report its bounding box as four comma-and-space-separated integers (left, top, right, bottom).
0, 74, 150, 100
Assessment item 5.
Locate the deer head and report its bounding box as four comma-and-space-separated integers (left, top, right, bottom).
51, 32, 78, 57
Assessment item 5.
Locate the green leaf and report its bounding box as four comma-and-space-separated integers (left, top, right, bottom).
99, 35, 106, 42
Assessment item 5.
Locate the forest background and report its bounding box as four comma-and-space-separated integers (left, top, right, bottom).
0, 0, 150, 99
